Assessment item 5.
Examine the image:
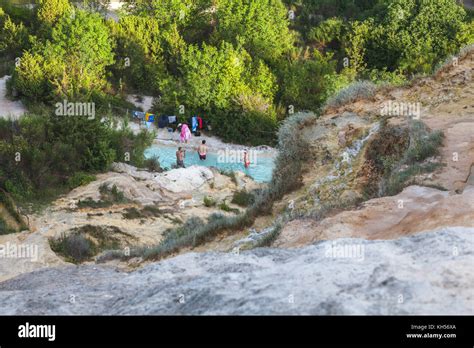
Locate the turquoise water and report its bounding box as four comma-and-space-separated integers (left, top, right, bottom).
144, 146, 275, 183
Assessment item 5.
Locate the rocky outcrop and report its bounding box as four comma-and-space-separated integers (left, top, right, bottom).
0, 230, 66, 283
0, 227, 471, 315
270, 47, 474, 246
0, 163, 261, 282
275, 185, 474, 248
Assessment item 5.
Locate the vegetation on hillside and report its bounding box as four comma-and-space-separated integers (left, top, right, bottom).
0, 0, 471, 144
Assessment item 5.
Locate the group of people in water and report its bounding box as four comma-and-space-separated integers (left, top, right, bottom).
175, 139, 251, 169
175, 139, 207, 168
175, 122, 251, 169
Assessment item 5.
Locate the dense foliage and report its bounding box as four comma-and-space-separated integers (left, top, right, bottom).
0, 113, 154, 202
1, 0, 472, 139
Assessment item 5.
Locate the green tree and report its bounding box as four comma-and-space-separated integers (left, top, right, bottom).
125, 0, 212, 43
276, 49, 340, 111
362, 0, 468, 75
0, 10, 29, 58
176, 41, 276, 112
214, 0, 294, 62
14, 9, 114, 100
37, 0, 73, 26
180, 41, 251, 110
308, 17, 345, 50
109, 15, 167, 93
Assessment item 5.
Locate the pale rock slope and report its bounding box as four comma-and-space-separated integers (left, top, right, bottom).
0, 227, 471, 315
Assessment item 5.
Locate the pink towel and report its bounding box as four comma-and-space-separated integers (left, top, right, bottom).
180, 124, 191, 142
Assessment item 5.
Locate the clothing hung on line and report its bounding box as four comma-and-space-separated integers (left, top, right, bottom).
158, 115, 169, 128
191, 116, 198, 132
145, 113, 155, 122
197, 116, 203, 130
133, 111, 145, 120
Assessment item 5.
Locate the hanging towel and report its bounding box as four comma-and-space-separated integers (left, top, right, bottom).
168, 115, 177, 124
191, 116, 198, 133
180, 124, 192, 142
197, 116, 203, 129
133, 111, 145, 120
144, 113, 155, 122
158, 115, 168, 128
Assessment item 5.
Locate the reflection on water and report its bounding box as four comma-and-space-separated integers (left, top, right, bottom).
145, 146, 275, 183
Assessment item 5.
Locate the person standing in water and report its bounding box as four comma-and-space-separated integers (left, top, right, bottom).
198, 140, 207, 160
176, 147, 185, 168
243, 150, 251, 169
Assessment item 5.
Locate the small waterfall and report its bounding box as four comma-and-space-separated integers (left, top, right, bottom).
312, 122, 381, 199
336, 122, 380, 169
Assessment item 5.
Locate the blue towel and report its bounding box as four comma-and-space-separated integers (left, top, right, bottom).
191, 116, 198, 132
158, 115, 168, 128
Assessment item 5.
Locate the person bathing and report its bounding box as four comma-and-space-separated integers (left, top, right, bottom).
176, 147, 185, 168
243, 150, 251, 168
198, 140, 207, 160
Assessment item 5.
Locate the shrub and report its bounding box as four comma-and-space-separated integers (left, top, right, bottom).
259, 112, 315, 214
203, 196, 216, 207
383, 163, 443, 196
362, 0, 469, 76
372, 121, 445, 197
0, 12, 29, 58
213, 0, 294, 62
77, 184, 128, 209
76, 198, 112, 209
143, 155, 162, 172
405, 122, 444, 164
108, 124, 155, 168
231, 189, 255, 207
122, 207, 142, 219
49, 225, 135, 263
210, 107, 278, 146
122, 205, 169, 219
366, 123, 409, 170
276, 50, 341, 112
50, 233, 93, 263
67, 172, 96, 190
218, 201, 240, 214
0, 217, 16, 235
0, 189, 28, 232
323, 80, 377, 110
99, 184, 127, 203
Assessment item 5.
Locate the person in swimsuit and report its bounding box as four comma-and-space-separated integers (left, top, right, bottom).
243, 150, 250, 168
176, 147, 185, 168
198, 140, 207, 160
